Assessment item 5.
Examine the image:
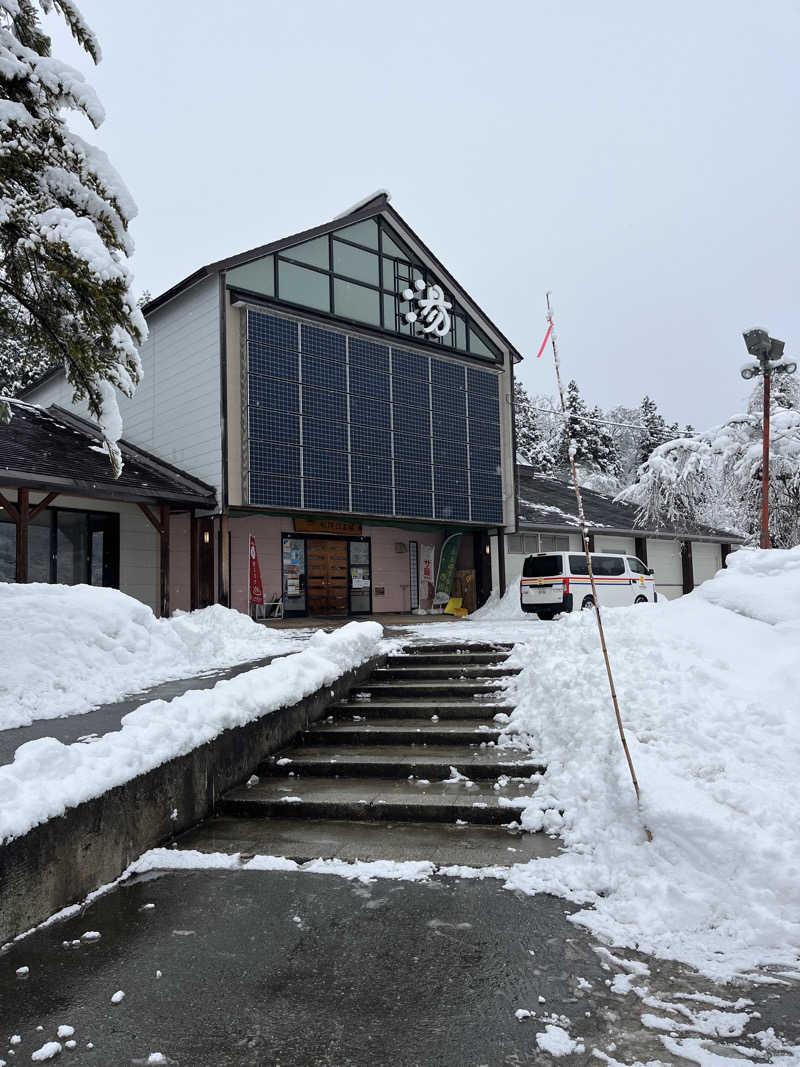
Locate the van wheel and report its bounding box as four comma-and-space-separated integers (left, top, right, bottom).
634, 595, 648, 605
581, 596, 595, 611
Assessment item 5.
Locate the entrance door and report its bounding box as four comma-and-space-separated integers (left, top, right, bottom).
306, 538, 349, 616
197, 517, 215, 608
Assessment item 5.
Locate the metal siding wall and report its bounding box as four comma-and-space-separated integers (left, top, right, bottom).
25, 277, 222, 497
132, 277, 221, 493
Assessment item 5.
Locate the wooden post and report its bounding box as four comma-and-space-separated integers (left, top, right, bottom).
190, 511, 198, 611
16, 488, 29, 584
137, 502, 170, 618
219, 513, 230, 607
496, 528, 506, 597
160, 505, 170, 619
681, 540, 694, 594
634, 536, 648, 565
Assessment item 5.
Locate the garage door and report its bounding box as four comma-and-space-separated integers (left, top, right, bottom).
692, 543, 721, 587
647, 539, 683, 600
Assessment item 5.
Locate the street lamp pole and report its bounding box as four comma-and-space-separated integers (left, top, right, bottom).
760, 367, 771, 549
741, 328, 797, 550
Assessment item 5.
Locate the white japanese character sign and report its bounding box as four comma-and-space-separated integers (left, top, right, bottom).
400, 277, 452, 338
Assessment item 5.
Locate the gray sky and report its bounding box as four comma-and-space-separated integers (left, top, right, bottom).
48, 0, 800, 428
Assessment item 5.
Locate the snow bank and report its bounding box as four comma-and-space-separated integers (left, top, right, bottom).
499, 547, 800, 981
0, 584, 308, 729
0, 621, 382, 842
469, 582, 530, 622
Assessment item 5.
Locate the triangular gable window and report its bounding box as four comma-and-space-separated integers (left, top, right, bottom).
226, 217, 501, 360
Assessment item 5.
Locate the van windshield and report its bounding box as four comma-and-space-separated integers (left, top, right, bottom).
522, 555, 562, 578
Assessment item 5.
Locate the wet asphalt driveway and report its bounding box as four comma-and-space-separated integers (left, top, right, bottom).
2, 868, 799, 1066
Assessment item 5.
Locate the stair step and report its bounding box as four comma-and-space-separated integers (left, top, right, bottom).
259, 745, 543, 780
176, 815, 560, 867
370, 665, 520, 682
354, 680, 508, 699
304, 720, 503, 745
385, 652, 510, 667
403, 642, 514, 655
219, 776, 537, 825
327, 701, 514, 721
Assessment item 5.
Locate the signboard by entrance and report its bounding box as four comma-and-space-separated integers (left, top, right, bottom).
294, 517, 362, 536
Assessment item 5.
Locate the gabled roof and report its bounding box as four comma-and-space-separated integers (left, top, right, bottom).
0, 400, 217, 509
517, 465, 741, 543
143, 192, 523, 362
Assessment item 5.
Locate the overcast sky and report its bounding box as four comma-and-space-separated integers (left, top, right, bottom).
47, 0, 800, 428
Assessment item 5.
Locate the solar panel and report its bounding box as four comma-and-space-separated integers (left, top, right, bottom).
301, 323, 345, 361
245, 311, 505, 525
352, 483, 393, 514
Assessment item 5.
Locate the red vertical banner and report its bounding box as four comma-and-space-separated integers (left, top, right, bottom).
249, 534, 264, 606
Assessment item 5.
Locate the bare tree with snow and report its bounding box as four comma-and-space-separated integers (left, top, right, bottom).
617, 375, 800, 546
0, 0, 146, 473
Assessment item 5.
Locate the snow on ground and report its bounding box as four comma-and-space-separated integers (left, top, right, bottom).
493, 546, 800, 982
0, 621, 382, 843
0, 584, 310, 729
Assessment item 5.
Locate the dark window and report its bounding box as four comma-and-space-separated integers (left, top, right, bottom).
522, 555, 563, 578
0, 507, 118, 587
593, 555, 625, 576
332, 240, 379, 286
277, 260, 330, 311
569, 554, 589, 575
333, 279, 381, 325
627, 557, 649, 575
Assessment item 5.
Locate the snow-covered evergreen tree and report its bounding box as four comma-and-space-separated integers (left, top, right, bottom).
637, 395, 668, 466
617, 375, 800, 546
513, 380, 556, 475
559, 379, 594, 467
0, 0, 146, 473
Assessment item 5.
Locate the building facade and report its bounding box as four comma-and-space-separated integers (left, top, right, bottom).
24, 193, 520, 616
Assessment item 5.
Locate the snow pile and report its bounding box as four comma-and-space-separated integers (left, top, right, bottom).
0, 584, 308, 729
469, 582, 530, 622
694, 544, 800, 627
500, 547, 800, 980
0, 621, 382, 842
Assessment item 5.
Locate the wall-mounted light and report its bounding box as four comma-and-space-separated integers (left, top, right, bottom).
203, 531, 211, 544
484, 544, 491, 555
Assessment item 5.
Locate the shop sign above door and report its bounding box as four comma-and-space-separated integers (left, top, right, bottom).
400, 278, 452, 338
294, 517, 363, 536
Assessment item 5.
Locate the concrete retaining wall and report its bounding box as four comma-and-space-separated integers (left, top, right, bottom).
0, 653, 385, 943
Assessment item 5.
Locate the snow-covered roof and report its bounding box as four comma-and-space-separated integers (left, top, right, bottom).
517, 465, 741, 543
0, 400, 217, 509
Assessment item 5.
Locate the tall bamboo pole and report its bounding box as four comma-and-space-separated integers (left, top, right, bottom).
545, 294, 652, 842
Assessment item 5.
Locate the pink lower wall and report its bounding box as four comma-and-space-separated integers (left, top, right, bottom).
226, 516, 446, 616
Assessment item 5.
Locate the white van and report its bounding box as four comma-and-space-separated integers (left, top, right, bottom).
520, 551, 657, 618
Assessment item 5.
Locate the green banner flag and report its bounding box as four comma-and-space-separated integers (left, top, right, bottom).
433, 534, 462, 606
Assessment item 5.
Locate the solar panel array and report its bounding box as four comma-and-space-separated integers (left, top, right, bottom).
246, 310, 504, 523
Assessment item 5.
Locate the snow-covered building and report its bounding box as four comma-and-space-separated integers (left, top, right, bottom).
495, 465, 742, 600
19, 193, 520, 617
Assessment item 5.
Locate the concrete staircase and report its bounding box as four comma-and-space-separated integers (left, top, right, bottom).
177, 642, 558, 867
